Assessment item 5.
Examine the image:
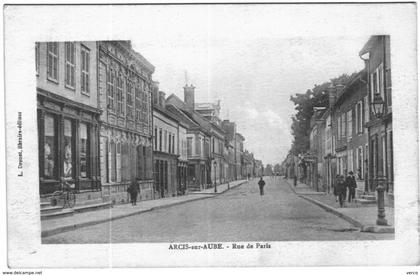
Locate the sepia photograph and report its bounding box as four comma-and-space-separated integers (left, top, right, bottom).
2, 2, 418, 269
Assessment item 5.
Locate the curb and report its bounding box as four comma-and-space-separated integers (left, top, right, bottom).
284, 178, 394, 234
42, 181, 247, 238
42, 195, 213, 238
299, 195, 395, 234
299, 195, 364, 228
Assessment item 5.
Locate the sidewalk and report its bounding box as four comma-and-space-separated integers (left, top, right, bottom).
189, 178, 248, 195
284, 178, 394, 234
42, 179, 247, 238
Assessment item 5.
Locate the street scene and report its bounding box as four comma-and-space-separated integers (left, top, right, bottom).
36, 35, 394, 242
43, 177, 392, 243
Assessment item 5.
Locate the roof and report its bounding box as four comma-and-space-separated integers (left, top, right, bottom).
359, 36, 380, 56
334, 69, 367, 106
153, 104, 180, 125
165, 104, 195, 129
166, 93, 212, 135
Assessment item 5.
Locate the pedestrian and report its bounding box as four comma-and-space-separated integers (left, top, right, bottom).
346, 171, 357, 203
127, 181, 139, 206
336, 175, 347, 207
293, 175, 297, 187
258, 177, 266, 196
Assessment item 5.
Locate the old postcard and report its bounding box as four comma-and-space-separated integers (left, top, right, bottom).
3, 3, 419, 268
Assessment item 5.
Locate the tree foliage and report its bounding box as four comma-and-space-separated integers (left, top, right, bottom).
289, 73, 357, 155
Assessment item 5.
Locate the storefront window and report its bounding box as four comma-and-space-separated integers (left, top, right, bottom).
80, 123, 89, 178
44, 114, 56, 179
63, 119, 73, 179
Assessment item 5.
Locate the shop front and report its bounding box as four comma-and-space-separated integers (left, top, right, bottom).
37, 90, 101, 195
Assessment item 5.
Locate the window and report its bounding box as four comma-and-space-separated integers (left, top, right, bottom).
172, 135, 175, 154
44, 114, 56, 179
356, 102, 362, 134
164, 130, 168, 152
168, 133, 172, 154
47, 42, 59, 81
137, 146, 143, 180
371, 63, 384, 100
364, 96, 369, 126
65, 42, 75, 88
63, 119, 74, 179
337, 116, 341, 139
340, 113, 346, 139
110, 141, 116, 182
126, 81, 133, 119
357, 146, 363, 180
159, 129, 162, 151
154, 127, 158, 150
187, 137, 193, 156
347, 109, 352, 140
135, 84, 142, 120
81, 46, 90, 94
116, 73, 124, 115
107, 69, 115, 111
79, 123, 89, 178
35, 43, 40, 75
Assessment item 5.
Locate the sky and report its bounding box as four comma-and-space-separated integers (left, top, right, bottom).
128, 6, 369, 165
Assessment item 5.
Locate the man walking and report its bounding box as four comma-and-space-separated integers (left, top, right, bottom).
258, 177, 266, 196
346, 171, 357, 203
128, 181, 140, 206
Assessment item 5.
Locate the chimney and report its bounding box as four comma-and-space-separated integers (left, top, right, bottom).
327, 86, 337, 108
158, 91, 166, 108
152, 81, 159, 107
184, 84, 195, 110
335, 84, 345, 98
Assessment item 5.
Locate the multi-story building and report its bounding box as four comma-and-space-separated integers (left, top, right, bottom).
308, 107, 327, 191
235, 133, 245, 179
221, 120, 237, 181
195, 100, 226, 185
36, 41, 101, 196
330, 71, 369, 194
152, 85, 180, 198
166, 85, 212, 191
359, 35, 393, 200
97, 41, 154, 203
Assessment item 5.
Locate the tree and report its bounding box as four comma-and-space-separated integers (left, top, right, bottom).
289, 73, 357, 155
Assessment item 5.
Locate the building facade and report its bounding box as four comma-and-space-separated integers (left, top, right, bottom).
235, 133, 245, 180
166, 85, 211, 191
152, 87, 180, 198
97, 41, 154, 204
330, 71, 369, 193
36, 41, 101, 196
360, 35, 393, 198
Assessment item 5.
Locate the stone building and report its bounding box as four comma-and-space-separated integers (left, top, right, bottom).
330, 71, 369, 194
195, 100, 226, 185
166, 85, 211, 191
221, 120, 237, 181
36, 41, 101, 196
97, 41, 154, 204
308, 107, 327, 191
152, 85, 180, 198
359, 35, 393, 201
235, 133, 245, 180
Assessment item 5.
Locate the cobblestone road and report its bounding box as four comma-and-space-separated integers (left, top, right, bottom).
43, 177, 393, 243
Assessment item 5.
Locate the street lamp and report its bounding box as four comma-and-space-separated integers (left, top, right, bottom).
213, 161, 217, 193
371, 92, 385, 118
371, 92, 388, 225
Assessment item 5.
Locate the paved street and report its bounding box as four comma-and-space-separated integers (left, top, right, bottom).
43, 177, 393, 243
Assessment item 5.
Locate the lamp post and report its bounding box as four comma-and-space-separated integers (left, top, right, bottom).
376, 173, 388, 225
371, 92, 388, 225
213, 161, 217, 193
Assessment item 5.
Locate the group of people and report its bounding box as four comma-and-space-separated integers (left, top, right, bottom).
333, 171, 357, 207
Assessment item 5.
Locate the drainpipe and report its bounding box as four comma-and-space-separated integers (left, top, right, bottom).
359, 51, 370, 193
